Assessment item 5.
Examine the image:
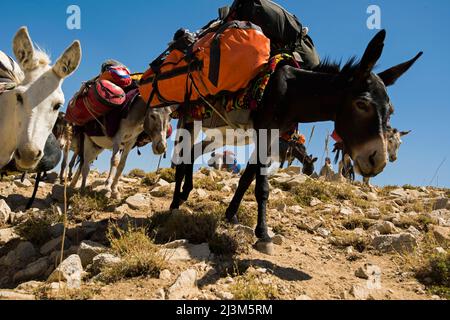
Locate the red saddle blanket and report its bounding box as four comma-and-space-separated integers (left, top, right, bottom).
80, 89, 140, 138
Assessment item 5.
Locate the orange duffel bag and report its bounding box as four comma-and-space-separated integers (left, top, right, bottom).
139, 21, 271, 108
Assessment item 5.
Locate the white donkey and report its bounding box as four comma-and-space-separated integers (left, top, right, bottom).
0, 27, 81, 171
70, 97, 173, 199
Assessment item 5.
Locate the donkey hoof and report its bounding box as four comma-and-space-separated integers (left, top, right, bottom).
226, 215, 239, 225
253, 240, 274, 256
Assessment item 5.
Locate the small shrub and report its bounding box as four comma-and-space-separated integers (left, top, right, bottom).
378, 185, 399, 197
70, 191, 110, 213
194, 177, 223, 191
416, 250, 450, 299
150, 185, 172, 198
404, 200, 432, 214
230, 273, 279, 300
292, 179, 355, 206
343, 216, 375, 230
128, 168, 146, 178
330, 230, 369, 252
158, 168, 176, 183
142, 172, 159, 186
209, 227, 252, 256
101, 225, 166, 283
396, 214, 434, 232
16, 210, 62, 246
149, 209, 220, 244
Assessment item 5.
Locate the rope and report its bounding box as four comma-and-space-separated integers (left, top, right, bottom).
57, 124, 71, 293
188, 74, 238, 130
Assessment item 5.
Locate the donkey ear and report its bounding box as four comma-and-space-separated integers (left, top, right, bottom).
53, 40, 82, 79
355, 30, 386, 80
312, 157, 318, 163
13, 27, 37, 71
378, 52, 423, 86
400, 130, 411, 137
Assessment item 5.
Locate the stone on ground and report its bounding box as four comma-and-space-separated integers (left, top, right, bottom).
0, 199, 11, 224
371, 233, 417, 253
47, 254, 83, 289
77, 240, 108, 267
167, 269, 198, 300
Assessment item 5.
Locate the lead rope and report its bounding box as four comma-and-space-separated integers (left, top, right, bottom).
188, 73, 238, 130
58, 123, 71, 293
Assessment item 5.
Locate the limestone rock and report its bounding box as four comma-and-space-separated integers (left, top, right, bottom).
13, 257, 49, 282
310, 198, 322, 207
371, 233, 417, 253
40, 236, 71, 256
0, 241, 36, 268
125, 193, 150, 210
372, 221, 398, 235
366, 208, 381, 220
92, 253, 121, 274
0, 199, 11, 224
433, 198, 448, 211
14, 179, 32, 188
159, 269, 172, 280
0, 227, 19, 245
114, 204, 130, 215
77, 240, 108, 267
47, 254, 83, 289
161, 243, 211, 262
432, 226, 450, 246
0, 290, 35, 300
167, 269, 198, 300
355, 263, 382, 289
217, 291, 234, 300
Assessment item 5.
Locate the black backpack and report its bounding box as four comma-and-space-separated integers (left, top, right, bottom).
224, 0, 320, 69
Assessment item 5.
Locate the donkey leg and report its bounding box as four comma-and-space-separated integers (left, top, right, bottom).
110, 143, 133, 200
170, 163, 186, 210
68, 151, 78, 181
59, 149, 69, 184
80, 137, 102, 192
26, 172, 41, 210
225, 164, 257, 224
254, 164, 271, 241
105, 145, 122, 197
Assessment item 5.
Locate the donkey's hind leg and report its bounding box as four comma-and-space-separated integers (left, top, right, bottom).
225, 164, 257, 224
105, 143, 122, 195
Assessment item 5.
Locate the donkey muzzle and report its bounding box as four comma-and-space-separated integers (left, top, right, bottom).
15, 146, 43, 170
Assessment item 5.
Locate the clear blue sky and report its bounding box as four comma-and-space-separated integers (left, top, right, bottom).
1, 0, 449, 187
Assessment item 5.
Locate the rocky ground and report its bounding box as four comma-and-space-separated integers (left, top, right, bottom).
0, 167, 449, 300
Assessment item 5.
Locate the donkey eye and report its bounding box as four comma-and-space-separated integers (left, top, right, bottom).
355, 100, 370, 112
53, 103, 63, 111
16, 94, 23, 104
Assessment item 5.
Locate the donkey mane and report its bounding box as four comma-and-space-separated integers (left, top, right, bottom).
313, 57, 360, 76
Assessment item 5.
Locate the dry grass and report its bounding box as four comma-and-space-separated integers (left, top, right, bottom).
230, 272, 279, 300
404, 199, 432, 214
292, 179, 355, 206
100, 225, 166, 283
378, 185, 399, 197
395, 214, 435, 232
342, 216, 376, 230
34, 285, 101, 300
158, 168, 176, 183
402, 233, 450, 299
128, 168, 146, 178
150, 185, 172, 198
142, 172, 159, 186
16, 210, 62, 246
330, 230, 369, 252
194, 176, 223, 192
149, 209, 221, 244
70, 190, 111, 213
209, 226, 252, 256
